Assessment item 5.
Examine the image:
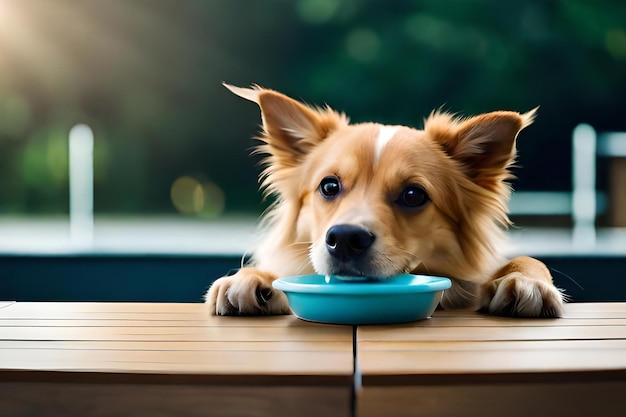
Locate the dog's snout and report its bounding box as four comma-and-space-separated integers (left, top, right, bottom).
325, 224, 375, 261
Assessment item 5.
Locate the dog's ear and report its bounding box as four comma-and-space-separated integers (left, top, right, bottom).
426, 109, 536, 188
224, 83, 346, 163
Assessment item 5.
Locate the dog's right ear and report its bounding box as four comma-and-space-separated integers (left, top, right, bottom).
224, 83, 347, 164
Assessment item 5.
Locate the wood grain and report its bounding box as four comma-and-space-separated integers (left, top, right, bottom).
357, 302, 626, 416
358, 303, 626, 379
0, 302, 353, 381
0, 383, 351, 417
359, 345, 626, 375
3, 301, 626, 417
0, 325, 352, 342
0, 302, 308, 324
358, 382, 626, 417
0, 302, 354, 416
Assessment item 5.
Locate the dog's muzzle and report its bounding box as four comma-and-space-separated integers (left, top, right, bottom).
325, 224, 375, 262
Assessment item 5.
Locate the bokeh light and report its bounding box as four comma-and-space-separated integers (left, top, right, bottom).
345, 28, 381, 63
606, 28, 626, 60
0, 95, 31, 138
296, 0, 341, 25
170, 176, 225, 218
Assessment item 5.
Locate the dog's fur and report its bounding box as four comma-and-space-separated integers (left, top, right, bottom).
206, 84, 564, 318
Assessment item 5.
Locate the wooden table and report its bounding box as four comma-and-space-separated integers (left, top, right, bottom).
0, 302, 354, 417
1, 302, 625, 417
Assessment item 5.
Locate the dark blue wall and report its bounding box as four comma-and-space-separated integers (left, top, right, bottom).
0, 254, 624, 302
0, 255, 240, 302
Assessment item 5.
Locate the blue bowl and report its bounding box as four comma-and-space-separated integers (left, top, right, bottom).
272, 274, 451, 325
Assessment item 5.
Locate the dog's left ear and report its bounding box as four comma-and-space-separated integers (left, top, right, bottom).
426, 109, 536, 187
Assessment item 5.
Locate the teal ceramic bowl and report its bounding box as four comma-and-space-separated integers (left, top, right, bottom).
272, 274, 451, 325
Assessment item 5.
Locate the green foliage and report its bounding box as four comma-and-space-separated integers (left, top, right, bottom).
0, 0, 625, 215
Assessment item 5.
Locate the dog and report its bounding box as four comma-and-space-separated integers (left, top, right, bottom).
206, 83, 564, 318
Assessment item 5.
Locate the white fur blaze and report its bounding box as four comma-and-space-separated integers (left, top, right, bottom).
374, 126, 399, 166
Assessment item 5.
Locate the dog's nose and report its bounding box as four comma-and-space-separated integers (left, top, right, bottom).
325, 225, 375, 261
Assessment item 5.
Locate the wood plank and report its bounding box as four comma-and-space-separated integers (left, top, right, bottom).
0, 340, 351, 352
358, 324, 626, 342
4, 317, 626, 327
0, 302, 204, 314
358, 382, 626, 417
358, 347, 626, 377
434, 310, 626, 319
370, 317, 626, 328
0, 325, 352, 342
358, 340, 626, 379
0, 317, 336, 327
0, 383, 351, 417
359, 338, 626, 352
540, 310, 626, 319
0, 349, 353, 376
0, 319, 241, 327
0, 315, 318, 326
557, 302, 626, 313
431, 302, 626, 317
0, 339, 352, 378
0, 302, 354, 387
357, 302, 626, 387
0, 302, 316, 325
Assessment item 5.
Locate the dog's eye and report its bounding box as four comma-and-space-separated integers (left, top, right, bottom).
396, 185, 430, 209
319, 176, 341, 199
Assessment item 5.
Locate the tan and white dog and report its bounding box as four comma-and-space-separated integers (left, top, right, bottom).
206, 84, 564, 318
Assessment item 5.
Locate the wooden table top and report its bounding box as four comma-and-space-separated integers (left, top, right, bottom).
356, 302, 626, 417
357, 302, 626, 384
2, 301, 626, 417
0, 301, 354, 385
2, 301, 625, 382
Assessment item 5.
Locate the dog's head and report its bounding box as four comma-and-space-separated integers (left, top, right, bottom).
226, 84, 534, 283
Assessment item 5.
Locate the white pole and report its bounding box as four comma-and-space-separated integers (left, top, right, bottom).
69, 124, 94, 248
572, 123, 596, 246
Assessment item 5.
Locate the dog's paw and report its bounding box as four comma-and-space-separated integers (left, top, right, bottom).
487, 272, 564, 318
205, 268, 291, 316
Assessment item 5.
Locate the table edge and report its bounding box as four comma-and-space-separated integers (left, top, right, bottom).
360, 369, 626, 386
0, 369, 354, 387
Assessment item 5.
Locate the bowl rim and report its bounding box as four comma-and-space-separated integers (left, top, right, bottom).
272, 273, 451, 295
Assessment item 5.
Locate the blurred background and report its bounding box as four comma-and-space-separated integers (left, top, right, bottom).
0, 0, 625, 253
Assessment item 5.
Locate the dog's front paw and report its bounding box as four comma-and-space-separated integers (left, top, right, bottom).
205, 268, 291, 316
487, 272, 564, 318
